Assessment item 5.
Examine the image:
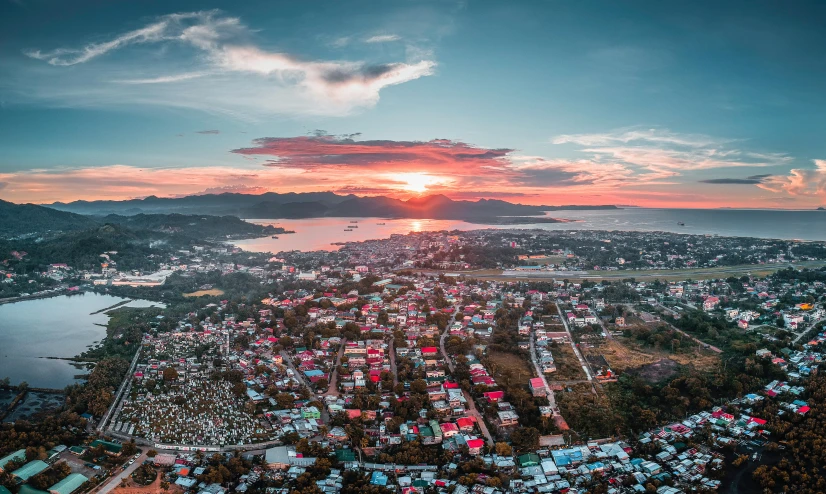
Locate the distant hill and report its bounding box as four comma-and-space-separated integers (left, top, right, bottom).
0, 199, 98, 237
0, 199, 282, 239
47, 192, 619, 220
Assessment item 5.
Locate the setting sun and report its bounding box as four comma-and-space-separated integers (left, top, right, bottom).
397, 172, 440, 194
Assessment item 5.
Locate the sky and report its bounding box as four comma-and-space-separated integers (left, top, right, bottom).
1, 0, 825, 208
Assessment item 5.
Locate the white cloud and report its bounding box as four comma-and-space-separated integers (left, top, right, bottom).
18, 11, 435, 118
365, 34, 401, 43
551, 127, 792, 183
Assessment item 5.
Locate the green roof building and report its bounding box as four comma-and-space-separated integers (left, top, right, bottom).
48, 473, 88, 494
12, 460, 49, 481
90, 440, 122, 455
0, 485, 12, 494
0, 449, 26, 471
518, 453, 541, 467
334, 449, 356, 462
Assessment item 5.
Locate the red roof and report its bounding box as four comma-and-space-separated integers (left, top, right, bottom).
466, 439, 485, 449
529, 377, 545, 388
798, 406, 810, 414
421, 346, 438, 354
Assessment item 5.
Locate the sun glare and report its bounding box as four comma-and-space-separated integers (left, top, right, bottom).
398, 172, 438, 194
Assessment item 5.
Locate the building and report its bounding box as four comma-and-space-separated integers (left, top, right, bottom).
12, 460, 49, 482
265, 446, 316, 470
0, 450, 25, 472
529, 377, 546, 397
48, 473, 89, 494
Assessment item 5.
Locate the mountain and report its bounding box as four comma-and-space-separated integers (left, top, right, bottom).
0, 198, 284, 239
0, 199, 99, 237
49, 191, 353, 216
47, 191, 617, 220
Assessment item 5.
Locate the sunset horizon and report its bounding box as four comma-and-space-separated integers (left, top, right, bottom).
2, 1, 826, 209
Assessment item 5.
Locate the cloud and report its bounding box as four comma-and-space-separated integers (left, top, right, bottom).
758, 160, 826, 198
195, 129, 220, 134
700, 174, 772, 184
231, 133, 633, 193
552, 127, 791, 183
365, 34, 401, 43
18, 10, 436, 118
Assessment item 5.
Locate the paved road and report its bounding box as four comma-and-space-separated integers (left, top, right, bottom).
98, 348, 141, 432
388, 337, 399, 387
793, 318, 826, 344
92, 452, 147, 494
555, 302, 594, 381
436, 312, 494, 446
529, 335, 559, 411
322, 340, 347, 397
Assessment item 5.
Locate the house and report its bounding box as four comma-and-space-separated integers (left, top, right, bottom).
466, 438, 485, 455
529, 377, 546, 397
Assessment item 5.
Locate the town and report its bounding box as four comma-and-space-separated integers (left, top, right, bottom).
2, 229, 826, 494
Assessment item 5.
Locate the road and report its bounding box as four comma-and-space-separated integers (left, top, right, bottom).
529, 335, 558, 411
322, 339, 347, 397
555, 301, 594, 381
436, 314, 494, 446
91, 452, 147, 494
388, 337, 399, 387
793, 318, 826, 344
280, 350, 329, 423
98, 348, 141, 432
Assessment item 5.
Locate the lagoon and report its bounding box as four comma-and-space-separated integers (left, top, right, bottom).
0, 293, 163, 389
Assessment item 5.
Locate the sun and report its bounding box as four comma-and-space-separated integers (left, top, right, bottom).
398, 172, 438, 194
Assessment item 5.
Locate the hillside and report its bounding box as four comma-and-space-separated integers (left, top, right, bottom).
0, 199, 99, 238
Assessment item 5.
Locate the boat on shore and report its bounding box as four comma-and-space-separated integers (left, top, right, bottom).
677, 222, 685, 226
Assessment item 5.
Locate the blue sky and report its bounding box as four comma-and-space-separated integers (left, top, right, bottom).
1, 0, 825, 207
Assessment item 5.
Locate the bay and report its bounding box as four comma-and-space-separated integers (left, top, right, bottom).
234, 209, 826, 253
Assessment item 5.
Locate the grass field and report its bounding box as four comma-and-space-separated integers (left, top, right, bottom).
593, 336, 719, 374
459, 260, 826, 282
486, 350, 534, 388
549, 344, 587, 381
183, 288, 225, 297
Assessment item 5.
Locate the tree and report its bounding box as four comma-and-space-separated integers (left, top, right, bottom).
162, 367, 178, 381
510, 427, 540, 452
495, 442, 513, 456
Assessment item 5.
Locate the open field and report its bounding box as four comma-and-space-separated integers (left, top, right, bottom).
593, 336, 719, 374
448, 260, 826, 282
486, 350, 534, 388
183, 288, 225, 297
549, 344, 587, 381
112, 471, 184, 494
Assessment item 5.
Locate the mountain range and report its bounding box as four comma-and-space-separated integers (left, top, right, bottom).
47, 192, 617, 219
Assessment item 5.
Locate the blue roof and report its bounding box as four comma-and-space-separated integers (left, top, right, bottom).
304, 369, 324, 377
370, 471, 388, 486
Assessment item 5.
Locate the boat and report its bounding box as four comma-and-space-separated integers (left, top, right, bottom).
350, 225, 358, 228
344, 228, 352, 231
350, 220, 359, 223
677, 222, 685, 226
376, 222, 386, 225
271, 235, 279, 239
